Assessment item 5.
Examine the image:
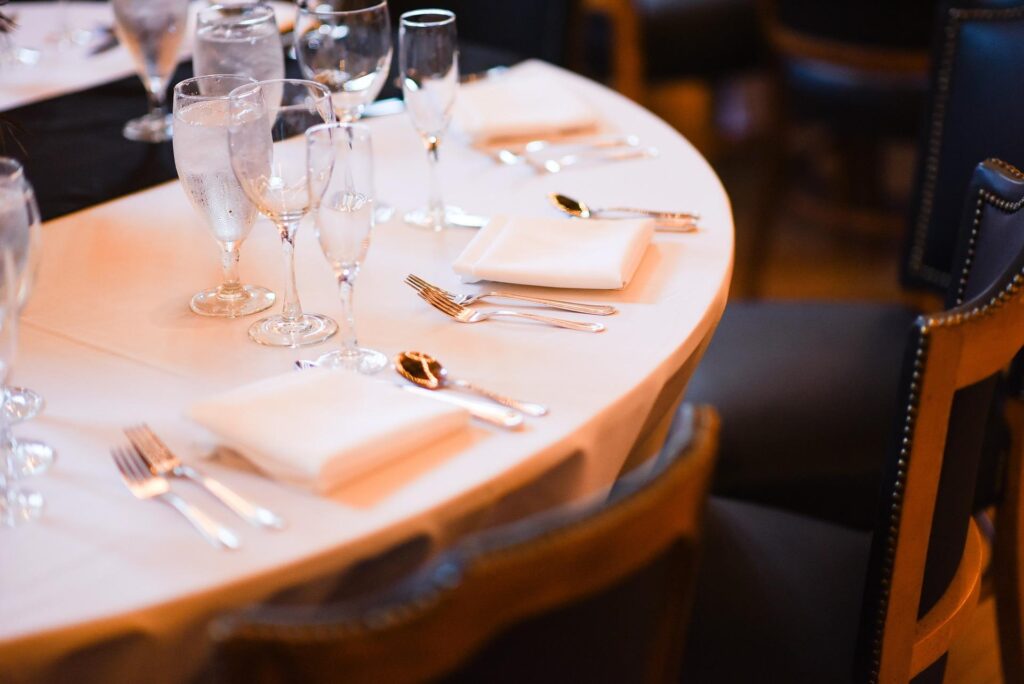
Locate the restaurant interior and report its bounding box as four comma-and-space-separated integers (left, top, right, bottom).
2, 0, 1023, 682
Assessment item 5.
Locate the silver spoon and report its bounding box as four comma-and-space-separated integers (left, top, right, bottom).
394, 351, 549, 417
548, 192, 700, 229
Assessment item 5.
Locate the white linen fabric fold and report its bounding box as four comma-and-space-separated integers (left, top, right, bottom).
188, 369, 469, 494
453, 71, 599, 144
453, 215, 654, 289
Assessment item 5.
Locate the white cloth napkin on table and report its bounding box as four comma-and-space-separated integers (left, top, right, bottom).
453, 215, 654, 290
188, 370, 469, 494
453, 72, 599, 144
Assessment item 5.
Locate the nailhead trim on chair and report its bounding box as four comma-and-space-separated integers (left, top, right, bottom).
954, 162, 1024, 305
867, 166, 1024, 682
908, 6, 1024, 289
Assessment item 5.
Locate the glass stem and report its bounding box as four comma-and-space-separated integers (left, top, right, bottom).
145, 87, 165, 119
337, 277, 359, 358
424, 135, 444, 231
217, 243, 243, 297
278, 221, 303, 324
1, 386, 13, 492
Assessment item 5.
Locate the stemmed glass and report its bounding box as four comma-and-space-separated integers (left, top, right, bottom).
0, 158, 44, 527
111, 0, 189, 143
306, 123, 386, 373
193, 3, 285, 82
173, 75, 276, 318
228, 79, 339, 347
294, 0, 392, 123
399, 9, 460, 231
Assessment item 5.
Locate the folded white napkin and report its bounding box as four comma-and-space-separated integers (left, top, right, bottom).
188, 370, 469, 493
453, 215, 653, 290
453, 72, 599, 144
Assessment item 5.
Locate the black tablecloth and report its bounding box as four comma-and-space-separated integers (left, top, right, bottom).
2, 43, 514, 220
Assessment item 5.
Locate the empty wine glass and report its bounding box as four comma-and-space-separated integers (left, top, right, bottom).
193, 3, 285, 82
295, 0, 392, 123
399, 9, 459, 231
306, 122, 386, 373
228, 79, 338, 347
0, 158, 44, 527
112, 0, 189, 143
173, 75, 276, 318
4, 180, 54, 478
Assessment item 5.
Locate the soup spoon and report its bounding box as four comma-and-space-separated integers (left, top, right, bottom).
548, 192, 699, 229
394, 351, 549, 417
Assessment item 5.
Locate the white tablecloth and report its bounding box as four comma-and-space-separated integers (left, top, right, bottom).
0, 60, 733, 682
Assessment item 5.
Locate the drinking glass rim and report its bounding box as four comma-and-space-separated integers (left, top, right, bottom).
174, 74, 258, 102
0, 157, 25, 185
305, 120, 371, 140
198, 2, 278, 28
228, 78, 334, 113
297, 0, 388, 17
400, 8, 455, 28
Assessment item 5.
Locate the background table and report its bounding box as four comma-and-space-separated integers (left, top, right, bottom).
0, 45, 733, 684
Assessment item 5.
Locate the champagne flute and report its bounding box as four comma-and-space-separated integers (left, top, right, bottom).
294, 0, 392, 123
306, 122, 386, 373
112, 0, 189, 143
193, 3, 285, 82
0, 158, 44, 527
228, 79, 338, 347
399, 9, 460, 231
0, 159, 54, 480
173, 75, 276, 318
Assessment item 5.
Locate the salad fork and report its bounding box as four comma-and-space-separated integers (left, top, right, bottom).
417, 287, 605, 333
125, 424, 285, 530
111, 446, 240, 550
405, 274, 617, 316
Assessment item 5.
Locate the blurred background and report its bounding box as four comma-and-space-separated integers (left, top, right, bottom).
388, 0, 942, 306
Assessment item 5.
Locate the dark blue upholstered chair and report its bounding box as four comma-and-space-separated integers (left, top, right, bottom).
686, 0, 1024, 531
209, 406, 719, 684
682, 158, 1024, 683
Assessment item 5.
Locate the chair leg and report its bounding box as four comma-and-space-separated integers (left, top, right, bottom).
994, 396, 1024, 682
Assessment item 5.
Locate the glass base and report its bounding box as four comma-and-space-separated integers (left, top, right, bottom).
9, 439, 57, 478
314, 348, 388, 375
190, 284, 275, 318
1, 487, 44, 527
4, 387, 44, 423
404, 205, 467, 232
374, 202, 395, 224
123, 111, 173, 143
248, 313, 338, 348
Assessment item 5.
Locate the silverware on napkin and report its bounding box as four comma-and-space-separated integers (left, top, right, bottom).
405, 273, 617, 316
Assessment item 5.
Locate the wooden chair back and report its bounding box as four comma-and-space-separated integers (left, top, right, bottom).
210, 405, 720, 684
856, 159, 1024, 683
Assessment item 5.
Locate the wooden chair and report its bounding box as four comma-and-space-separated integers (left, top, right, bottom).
687, 0, 1024, 531
683, 158, 1024, 682
209, 405, 720, 684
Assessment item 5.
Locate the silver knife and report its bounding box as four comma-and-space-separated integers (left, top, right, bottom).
293, 360, 523, 429
397, 383, 524, 429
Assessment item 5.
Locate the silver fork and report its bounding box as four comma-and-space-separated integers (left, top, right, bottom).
417, 287, 605, 333
125, 424, 285, 530
111, 446, 240, 550
405, 274, 617, 316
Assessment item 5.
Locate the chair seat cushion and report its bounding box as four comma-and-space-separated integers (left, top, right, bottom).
682, 496, 871, 682
684, 300, 919, 529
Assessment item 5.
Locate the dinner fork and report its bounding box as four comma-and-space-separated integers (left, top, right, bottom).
417, 287, 605, 333
125, 424, 285, 530
405, 274, 617, 316
495, 134, 641, 166
111, 446, 240, 550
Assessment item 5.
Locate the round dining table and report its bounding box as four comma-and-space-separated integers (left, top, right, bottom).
0, 6, 734, 681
